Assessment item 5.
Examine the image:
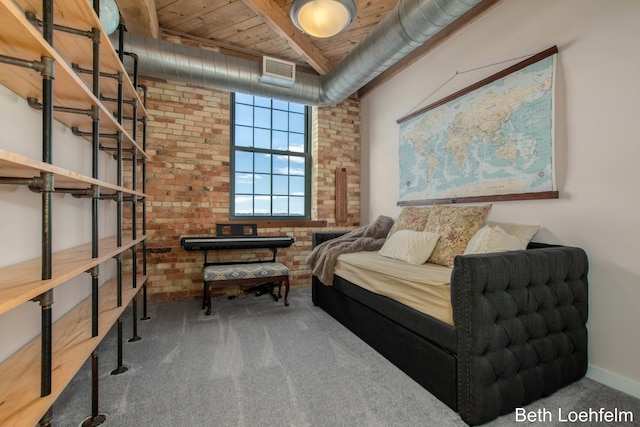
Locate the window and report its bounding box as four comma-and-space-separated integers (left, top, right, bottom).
230, 93, 311, 219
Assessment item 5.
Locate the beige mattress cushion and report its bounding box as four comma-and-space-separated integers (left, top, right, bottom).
334, 251, 454, 325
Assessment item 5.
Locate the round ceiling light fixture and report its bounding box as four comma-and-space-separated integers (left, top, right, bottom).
290, 0, 357, 38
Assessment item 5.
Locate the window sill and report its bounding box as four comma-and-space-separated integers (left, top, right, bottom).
228, 220, 328, 228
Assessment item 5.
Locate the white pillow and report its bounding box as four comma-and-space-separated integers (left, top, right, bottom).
486, 221, 540, 248
464, 225, 523, 255
378, 230, 440, 264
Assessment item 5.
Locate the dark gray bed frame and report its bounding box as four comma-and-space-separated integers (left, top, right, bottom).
311, 232, 589, 425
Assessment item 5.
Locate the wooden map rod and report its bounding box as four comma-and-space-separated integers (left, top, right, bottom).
397, 191, 559, 206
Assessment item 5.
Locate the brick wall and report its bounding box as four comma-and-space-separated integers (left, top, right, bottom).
128, 77, 361, 302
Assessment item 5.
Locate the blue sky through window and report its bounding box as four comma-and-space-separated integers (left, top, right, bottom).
232, 93, 309, 218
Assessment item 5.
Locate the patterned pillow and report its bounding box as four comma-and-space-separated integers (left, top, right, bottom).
388, 206, 431, 238
425, 204, 492, 267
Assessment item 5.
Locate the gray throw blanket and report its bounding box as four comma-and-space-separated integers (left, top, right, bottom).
306, 215, 394, 286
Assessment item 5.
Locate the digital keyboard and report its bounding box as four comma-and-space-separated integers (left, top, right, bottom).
180, 235, 295, 251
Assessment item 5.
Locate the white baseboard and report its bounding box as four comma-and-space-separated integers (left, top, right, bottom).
587, 364, 640, 399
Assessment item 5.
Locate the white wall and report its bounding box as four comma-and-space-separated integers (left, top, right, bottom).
361, 0, 640, 397
0, 85, 117, 362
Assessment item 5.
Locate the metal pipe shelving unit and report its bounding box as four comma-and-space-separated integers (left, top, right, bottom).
0, 0, 149, 424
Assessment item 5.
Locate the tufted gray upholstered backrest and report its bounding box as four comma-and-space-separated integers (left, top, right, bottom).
452, 245, 589, 425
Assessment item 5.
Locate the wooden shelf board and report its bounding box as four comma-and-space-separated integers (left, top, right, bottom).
0, 0, 97, 109
0, 234, 146, 316
0, 0, 146, 156
0, 149, 146, 197
0, 274, 146, 427
12, 0, 147, 118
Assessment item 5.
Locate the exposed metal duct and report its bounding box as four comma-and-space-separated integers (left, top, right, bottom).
115, 0, 480, 106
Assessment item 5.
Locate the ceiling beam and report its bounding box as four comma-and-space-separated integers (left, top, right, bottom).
239, 0, 332, 75
116, 0, 161, 39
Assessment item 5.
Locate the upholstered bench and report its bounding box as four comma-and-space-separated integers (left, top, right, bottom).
203, 262, 290, 315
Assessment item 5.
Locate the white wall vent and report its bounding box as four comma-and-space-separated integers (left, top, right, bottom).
260, 56, 296, 88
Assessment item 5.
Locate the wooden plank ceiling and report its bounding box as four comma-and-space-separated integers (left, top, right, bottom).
115, 0, 500, 93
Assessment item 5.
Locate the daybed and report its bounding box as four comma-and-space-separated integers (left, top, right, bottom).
310, 210, 589, 425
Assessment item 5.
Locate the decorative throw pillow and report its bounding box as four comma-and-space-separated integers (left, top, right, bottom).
486, 221, 540, 249
387, 207, 431, 238
424, 204, 492, 267
464, 225, 522, 254
378, 230, 440, 264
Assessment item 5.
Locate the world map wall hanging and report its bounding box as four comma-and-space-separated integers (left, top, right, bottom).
396, 46, 559, 205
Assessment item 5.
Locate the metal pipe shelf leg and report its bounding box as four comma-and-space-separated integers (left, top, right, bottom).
38, 172, 54, 398
40, 0, 55, 401
129, 296, 141, 342
130, 286, 142, 337
141, 280, 151, 321
129, 246, 142, 341
110, 318, 128, 375
140, 83, 150, 322
91, 267, 99, 337
111, 253, 128, 374
82, 347, 106, 426
36, 289, 54, 397
38, 0, 55, 421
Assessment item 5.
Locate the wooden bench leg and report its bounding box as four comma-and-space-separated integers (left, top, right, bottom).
205, 283, 213, 316
283, 277, 289, 306
277, 278, 289, 306
202, 279, 208, 310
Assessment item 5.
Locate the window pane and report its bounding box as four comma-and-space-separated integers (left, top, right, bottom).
254, 128, 270, 149
289, 112, 304, 133
289, 103, 305, 113
290, 176, 304, 196
235, 195, 253, 216
273, 155, 289, 174
235, 173, 253, 194
273, 99, 288, 111
289, 133, 304, 152
254, 107, 271, 129
235, 151, 253, 172
273, 175, 288, 195
290, 197, 305, 216
235, 104, 253, 126
254, 174, 271, 195
273, 196, 288, 215
235, 125, 253, 147
255, 153, 271, 173
254, 196, 271, 216
254, 96, 271, 107
273, 110, 288, 131
290, 156, 305, 175
235, 93, 253, 105
272, 131, 288, 151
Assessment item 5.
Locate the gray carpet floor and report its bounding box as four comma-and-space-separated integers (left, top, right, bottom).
53, 287, 640, 426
